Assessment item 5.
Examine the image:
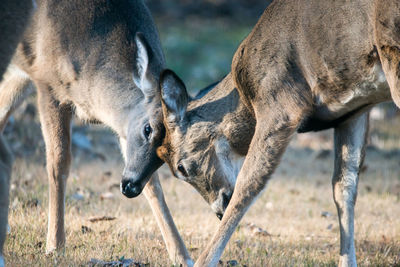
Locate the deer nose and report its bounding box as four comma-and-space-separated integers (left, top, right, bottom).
222, 191, 232, 210
120, 178, 142, 198
214, 190, 233, 220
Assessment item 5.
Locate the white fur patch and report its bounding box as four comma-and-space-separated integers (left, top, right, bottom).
8, 64, 29, 79
214, 138, 244, 188
133, 37, 152, 94
119, 137, 127, 162
210, 199, 221, 215
315, 63, 390, 118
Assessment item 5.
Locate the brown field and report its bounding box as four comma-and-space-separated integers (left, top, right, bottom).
3, 4, 400, 265
3, 97, 400, 266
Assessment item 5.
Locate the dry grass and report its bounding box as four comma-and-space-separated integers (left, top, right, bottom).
3, 101, 400, 266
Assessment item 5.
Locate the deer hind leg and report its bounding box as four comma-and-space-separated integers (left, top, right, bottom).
142, 173, 192, 266
0, 136, 13, 267
378, 46, 400, 107
332, 113, 369, 267
374, 1, 400, 107
0, 65, 33, 131
36, 85, 72, 253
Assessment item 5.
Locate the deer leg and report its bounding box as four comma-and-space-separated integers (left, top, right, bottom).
332, 113, 368, 267
36, 86, 72, 253
142, 173, 193, 266
194, 113, 298, 267
0, 136, 13, 267
119, 135, 192, 266
0, 65, 33, 131
0, 65, 29, 265
374, 1, 400, 107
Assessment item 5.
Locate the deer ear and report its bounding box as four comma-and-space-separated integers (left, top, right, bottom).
133, 32, 157, 99
156, 145, 168, 162
160, 69, 188, 124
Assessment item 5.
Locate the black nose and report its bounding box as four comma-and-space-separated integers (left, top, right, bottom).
222, 191, 232, 210
216, 213, 223, 220
121, 178, 142, 198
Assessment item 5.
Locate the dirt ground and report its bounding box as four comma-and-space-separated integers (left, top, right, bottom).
2, 96, 400, 266
2, 2, 400, 266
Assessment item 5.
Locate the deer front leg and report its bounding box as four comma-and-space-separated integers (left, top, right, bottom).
0, 136, 13, 267
37, 86, 72, 253
0, 65, 33, 132
195, 115, 297, 266
143, 174, 193, 266
332, 113, 368, 267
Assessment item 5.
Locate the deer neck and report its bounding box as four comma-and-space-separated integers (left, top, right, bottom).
68, 72, 147, 139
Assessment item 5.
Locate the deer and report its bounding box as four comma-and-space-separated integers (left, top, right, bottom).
121, 0, 400, 266
0, 0, 34, 266
0, 135, 13, 267
0, 0, 193, 266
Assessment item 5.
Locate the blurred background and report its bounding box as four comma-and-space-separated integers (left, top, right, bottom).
4, 1, 400, 265
148, 0, 272, 91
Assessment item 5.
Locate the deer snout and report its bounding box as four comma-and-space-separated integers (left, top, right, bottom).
212, 190, 233, 220
120, 177, 143, 198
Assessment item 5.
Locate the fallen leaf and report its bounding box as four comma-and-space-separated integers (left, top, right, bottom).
88, 216, 116, 223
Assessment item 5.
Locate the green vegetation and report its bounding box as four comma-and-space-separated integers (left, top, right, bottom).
158, 19, 252, 93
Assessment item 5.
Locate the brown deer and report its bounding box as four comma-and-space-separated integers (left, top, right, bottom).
0, 0, 33, 266
122, 0, 399, 266
0, 0, 192, 265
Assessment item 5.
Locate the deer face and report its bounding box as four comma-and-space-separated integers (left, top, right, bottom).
157, 70, 237, 219
120, 103, 165, 198
120, 33, 165, 198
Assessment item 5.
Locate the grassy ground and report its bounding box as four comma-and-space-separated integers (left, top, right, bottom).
157, 18, 253, 93
3, 98, 400, 266
3, 11, 400, 267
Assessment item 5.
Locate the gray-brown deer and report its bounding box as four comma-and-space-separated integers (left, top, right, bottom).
0, 0, 192, 265
0, 0, 33, 266
151, 0, 398, 266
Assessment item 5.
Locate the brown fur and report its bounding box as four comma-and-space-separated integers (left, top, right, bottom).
155, 0, 400, 266
0, 1, 192, 265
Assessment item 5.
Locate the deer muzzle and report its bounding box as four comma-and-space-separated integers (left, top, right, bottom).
120, 177, 143, 198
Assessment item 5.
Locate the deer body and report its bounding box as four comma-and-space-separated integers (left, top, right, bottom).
0, 0, 192, 265
155, 0, 399, 266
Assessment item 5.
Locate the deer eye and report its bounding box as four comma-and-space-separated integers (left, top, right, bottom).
143, 123, 152, 140
177, 163, 188, 177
